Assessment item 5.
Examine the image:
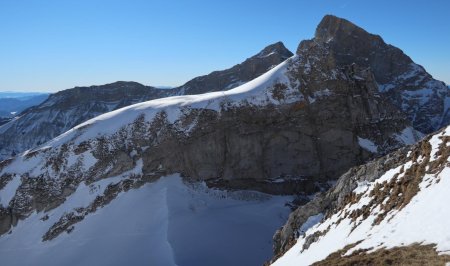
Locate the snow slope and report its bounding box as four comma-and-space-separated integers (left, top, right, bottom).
44, 58, 299, 149
273, 126, 450, 265
0, 175, 292, 266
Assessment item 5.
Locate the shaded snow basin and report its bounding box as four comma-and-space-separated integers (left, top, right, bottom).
0, 175, 292, 266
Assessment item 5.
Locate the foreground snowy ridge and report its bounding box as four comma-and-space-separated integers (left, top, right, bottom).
273, 125, 450, 265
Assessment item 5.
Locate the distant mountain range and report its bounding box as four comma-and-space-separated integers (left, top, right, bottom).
0, 91, 48, 99
0, 94, 49, 115
0, 93, 49, 126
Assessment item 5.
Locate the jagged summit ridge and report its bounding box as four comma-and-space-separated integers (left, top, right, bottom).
314, 15, 381, 44
297, 15, 449, 134
257, 41, 292, 57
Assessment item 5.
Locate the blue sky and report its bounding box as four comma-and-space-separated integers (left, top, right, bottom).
1, 0, 449, 92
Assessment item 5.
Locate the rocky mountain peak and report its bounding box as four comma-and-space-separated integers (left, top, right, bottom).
297, 15, 385, 57
257, 41, 293, 58
297, 15, 449, 134
173, 41, 293, 95
314, 15, 377, 44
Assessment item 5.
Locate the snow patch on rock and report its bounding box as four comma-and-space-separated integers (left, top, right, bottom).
357, 137, 378, 153
0, 175, 21, 207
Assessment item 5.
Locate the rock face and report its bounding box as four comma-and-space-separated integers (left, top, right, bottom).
312, 15, 449, 134
0, 43, 293, 161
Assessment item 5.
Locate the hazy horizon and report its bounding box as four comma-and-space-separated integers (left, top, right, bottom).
1, 0, 449, 92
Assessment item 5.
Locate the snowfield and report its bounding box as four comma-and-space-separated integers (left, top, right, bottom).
0, 175, 292, 266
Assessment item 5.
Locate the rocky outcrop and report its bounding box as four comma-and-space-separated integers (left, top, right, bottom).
0, 43, 293, 161
311, 15, 449, 134
155, 61, 413, 186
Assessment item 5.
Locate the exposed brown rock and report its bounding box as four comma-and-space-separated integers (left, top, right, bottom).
313, 243, 450, 266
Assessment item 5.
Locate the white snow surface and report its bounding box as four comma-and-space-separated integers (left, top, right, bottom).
357, 137, 378, 153
298, 213, 324, 234
273, 126, 450, 266
0, 174, 292, 266
0, 175, 21, 207
395, 126, 424, 145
